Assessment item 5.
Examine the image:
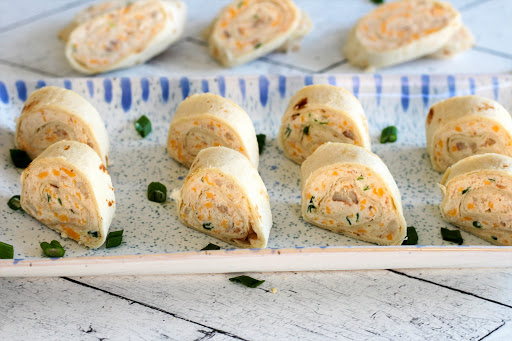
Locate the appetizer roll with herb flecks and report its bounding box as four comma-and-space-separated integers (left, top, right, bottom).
20, 141, 116, 249
426, 95, 512, 172
439, 153, 512, 246
278, 84, 371, 165
205, 0, 311, 67
170, 147, 272, 248
15, 86, 109, 165
301, 143, 406, 245
65, 0, 186, 74
344, 0, 461, 70
167, 93, 259, 168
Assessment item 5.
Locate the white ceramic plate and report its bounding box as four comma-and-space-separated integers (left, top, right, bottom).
1, 74, 511, 277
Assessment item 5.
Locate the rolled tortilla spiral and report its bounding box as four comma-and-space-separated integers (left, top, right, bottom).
65, 0, 186, 74
301, 143, 406, 245
167, 93, 259, 169
15, 86, 109, 165
440, 153, 512, 246
344, 0, 461, 70
278, 84, 371, 165
207, 0, 310, 67
426, 95, 512, 172
20, 141, 116, 249
171, 147, 272, 248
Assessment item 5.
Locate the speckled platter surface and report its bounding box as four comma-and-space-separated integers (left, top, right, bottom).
1, 74, 511, 276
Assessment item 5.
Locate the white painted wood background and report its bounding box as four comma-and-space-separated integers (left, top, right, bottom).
1, 0, 512, 340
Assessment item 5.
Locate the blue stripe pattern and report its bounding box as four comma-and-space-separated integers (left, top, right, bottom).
352, 76, 360, 99
401, 76, 409, 112
202, 79, 209, 93
278, 75, 286, 98
36, 80, 46, 89
238, 78, 245, 100
421, 74, 429, 107
140, 78, 149, 102
447, 75, 456, 97
259, 75, 269, 107
104, 79, 112, 103
374, 74, 382, 106
469, 77, 476, 95
492, 76, 499, 100
87, 80, 94, 98
0, 81, 8, 104
120, 78, 132, 112
179, 77, 188, 100
15, 80, 27, 101
160, 77, 170, 102
305, 75, 313, 86
217, 76, 226, 97
64, 79, 72, 90
328, 76, 336, 86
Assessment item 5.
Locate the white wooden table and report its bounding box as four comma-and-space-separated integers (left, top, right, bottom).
1, 1, 512, 340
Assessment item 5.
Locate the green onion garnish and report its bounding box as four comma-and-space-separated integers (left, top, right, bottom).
462, 187, 470, 194
10, 149, 31, 168
357, 175, 364, 180
229, 275, 265, 288
254, 42, 262, 49
88, 231, 99, 238
356, 212, 360, 222
307, 196, 316, 213
363, 185, 370, 191
440, 227, 463, 245
303, 125, 310, 135
106, 230, 123, 248
201, 243, 221, 251
8, 195, 22, 211
380, 126, 397, 143
47, 194, 51, 202
491, 236, 498, 241
58, 198, 63, 206
285, 126, 292, 138
0, 241, 14, 259
40, 240, 65, 258
473, 221, 482, 228
256, 134, 266, 155
135, 115, 152, 138
147, 182, 167, 203
402, 226, 418, 245
346, 216, 352, 225
203, 222, 213, 230
488, 178, 496, 182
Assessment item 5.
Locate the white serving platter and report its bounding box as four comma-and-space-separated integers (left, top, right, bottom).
0, 74, 511, 277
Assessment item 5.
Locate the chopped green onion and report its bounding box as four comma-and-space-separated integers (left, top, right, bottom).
440, 227, 463, 245
256, 134, 266, 155
201, 243, 221, 251
88, 231, 99, 238
147, 182, 167, 203
346, 216, 352, 225
254, 42, 262, 49
40, 240, 65, 258
473, 221, 482, 228
314, 119, 328, 125
402, 226, 418, 245
285, 126, 292, 138
488, 178, 496, 182
363, 185, 370, 191
58, 198, 63, 206
307, 196, 316, 213
380, 126, 397, 143
8, 195, 22, 211
106, 230, 123, 248
356, 212, 360, 222
462, 187, 471, 194
371, 0, 384, 4
135, 115, 152, 138
229, 275, 265, 288
47, 194, 51, 202
303, 125, 310, 135
357, 175, 364, 180
0, 241, 14, 259
10, 149, 31, 168
491, 236, 498, 241
203, 222, 213, 230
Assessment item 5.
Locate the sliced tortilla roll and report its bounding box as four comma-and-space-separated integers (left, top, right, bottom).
65, 0, 186, 74
20, 141, 116, 249
278, 84, 371, 165
426, 95, 512, 172
171, 147, 272, 248
440, 153, 512, 246
15, 86, 109, 165
344, 0, 461, 70
428, 24, 475, 59
301, 143, 406, 245
167, 93, 259, 169
206, 0, 311, 67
